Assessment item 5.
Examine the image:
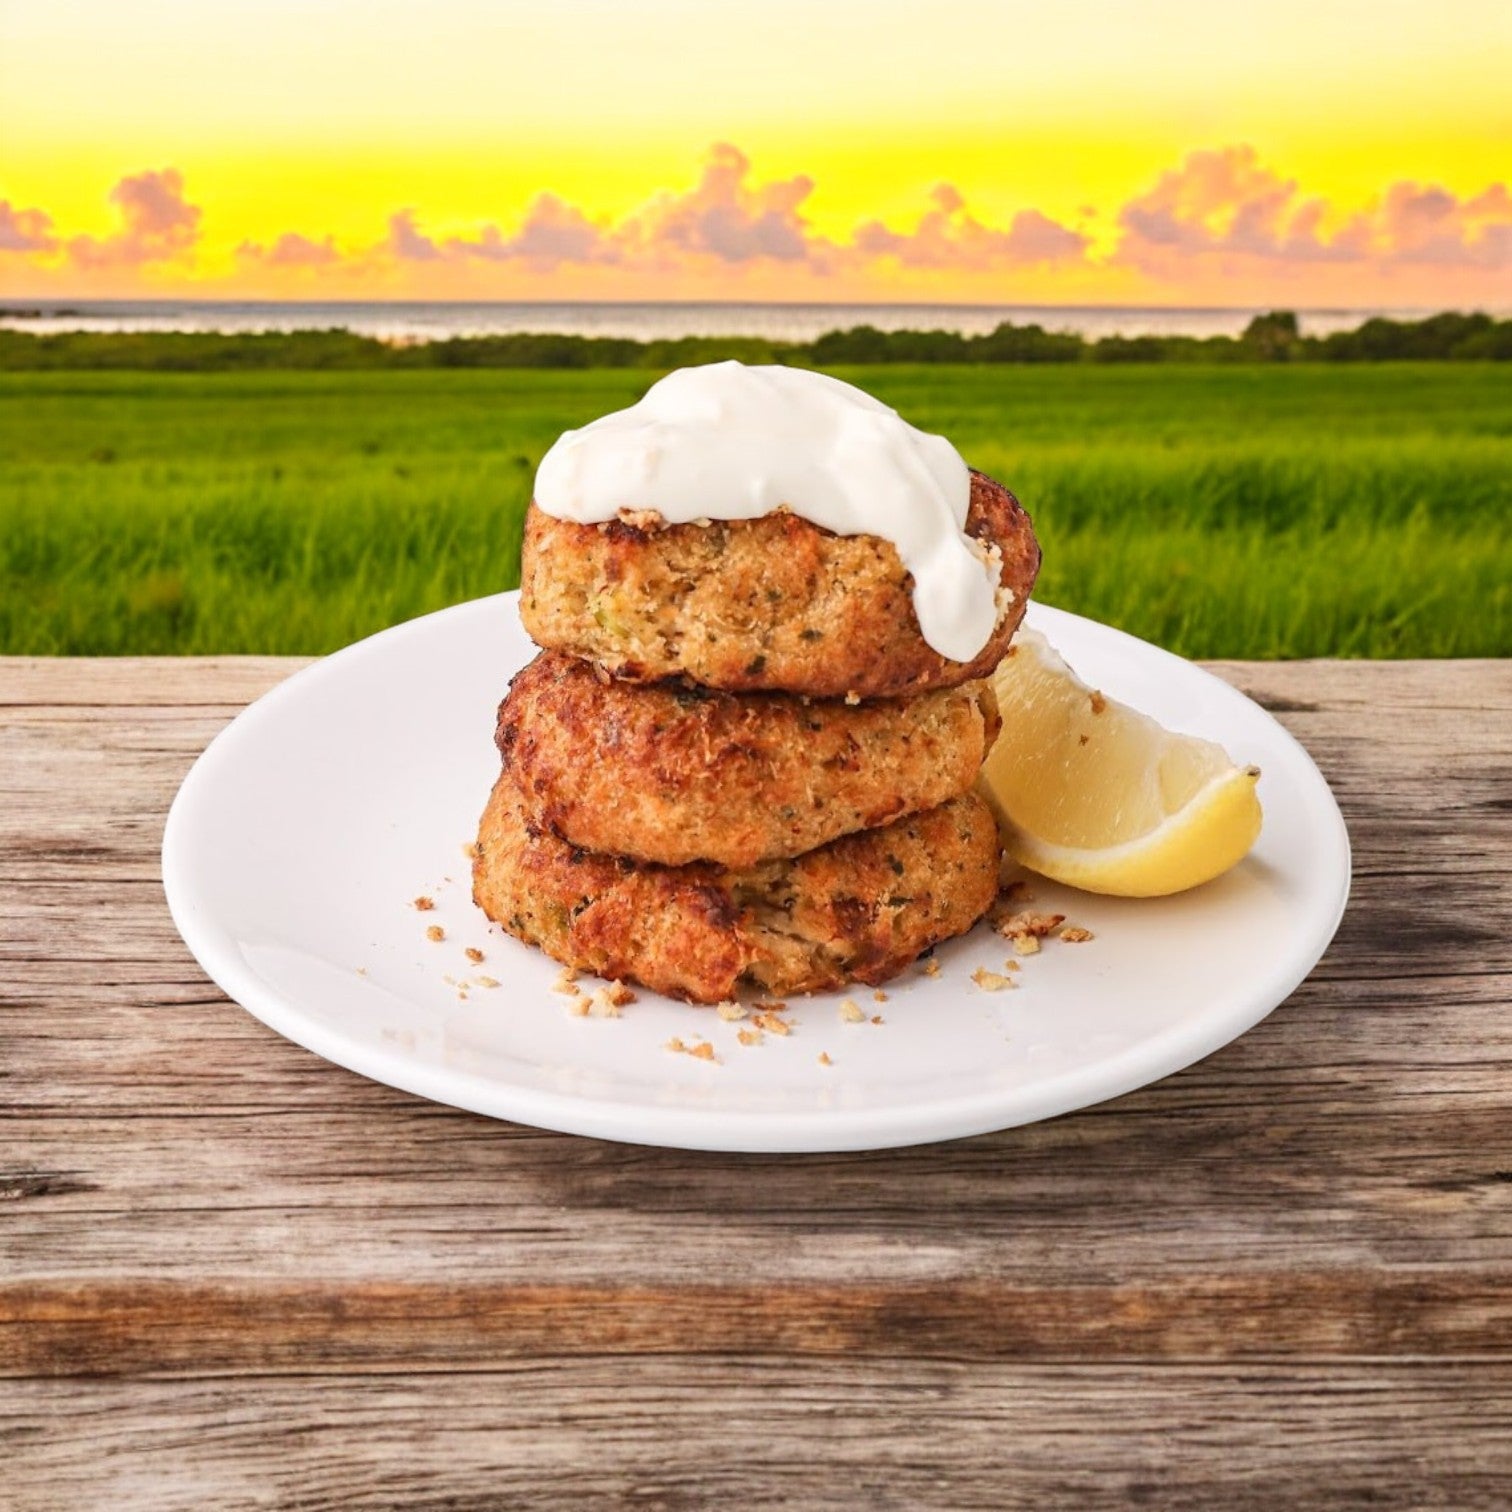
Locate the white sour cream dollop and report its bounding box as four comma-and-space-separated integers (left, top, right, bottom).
532, 361, 1002, 663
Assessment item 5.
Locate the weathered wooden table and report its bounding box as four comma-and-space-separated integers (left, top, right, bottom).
3, 657, 1509, 1509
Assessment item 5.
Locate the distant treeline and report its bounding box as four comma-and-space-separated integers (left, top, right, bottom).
1, 309, 1508, 371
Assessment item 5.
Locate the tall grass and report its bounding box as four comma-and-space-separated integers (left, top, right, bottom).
1, 365, 1507, 658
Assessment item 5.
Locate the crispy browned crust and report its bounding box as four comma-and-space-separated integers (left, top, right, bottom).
497, 651, 1001, 868
472, 768, 1000, 1003
519, 469, 1040, 699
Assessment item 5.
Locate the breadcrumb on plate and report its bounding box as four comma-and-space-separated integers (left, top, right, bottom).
972, 967, 1016, 991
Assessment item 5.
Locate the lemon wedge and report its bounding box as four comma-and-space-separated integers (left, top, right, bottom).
979, 628, 1262, 896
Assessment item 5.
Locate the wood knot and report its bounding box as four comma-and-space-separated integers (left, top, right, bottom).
0, 1169, 98, 1202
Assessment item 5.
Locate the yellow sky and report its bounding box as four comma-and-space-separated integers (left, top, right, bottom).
3, 0, 1509, 304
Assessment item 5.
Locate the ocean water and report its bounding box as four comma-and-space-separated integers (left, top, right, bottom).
0, 299, 1432, 342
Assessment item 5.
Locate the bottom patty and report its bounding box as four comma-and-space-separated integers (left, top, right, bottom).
472, 768, 1000, 1003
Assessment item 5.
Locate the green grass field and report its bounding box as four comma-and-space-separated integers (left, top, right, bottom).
2, 364, 1508, 658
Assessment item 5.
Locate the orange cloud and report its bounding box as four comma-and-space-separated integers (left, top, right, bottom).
0, 200, 57, 254
449, 194, 617, 268
67, 168, 201, 268
236, 231, 341, 268
855, 183, 1088, 268
1375, 181, 1511, 268
1114, 145, 1512, 278
385, 209, 442, 263
623, 142, 829, 267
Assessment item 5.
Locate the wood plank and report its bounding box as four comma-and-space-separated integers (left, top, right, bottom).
3, 1043, 1510, 1285
5, 1364, 1510, 1511
4, 1273, 1510, 1378
0, 656, 306, 707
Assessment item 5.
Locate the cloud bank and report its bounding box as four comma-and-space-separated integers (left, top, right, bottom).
1114, 145, 1512, 278
417, 146, 1084, 276
4, 144, 1509, 303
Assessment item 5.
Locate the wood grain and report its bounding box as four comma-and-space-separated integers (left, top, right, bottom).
2, 655, 1510, 1507
6, 1364, 1510, 1512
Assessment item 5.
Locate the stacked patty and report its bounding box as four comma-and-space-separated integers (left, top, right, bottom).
473, 468, 1041, 1004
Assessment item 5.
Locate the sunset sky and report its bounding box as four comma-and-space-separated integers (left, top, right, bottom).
2, 0, 1509, 307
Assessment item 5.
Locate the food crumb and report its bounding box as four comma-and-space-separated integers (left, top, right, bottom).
872, 990, 889, 1003
666, 1036, 719, 1063
870, 1014, 884, 1025
355, 967, 367, 976
567, 995, 591, 1017
425, 925, 445, 943
972, 967, 1016, 991
588, 989, 620, 1018
617, 506, 665, 530
464, 946, 485, 964
716, 1000, 747, 1022
1011, 934, 1040, 956
996, 911, 1066, 940
839, 999, 866, 1023
413, 896, 435, 911
1090, 690, 1107, 715
552, 967, 580, 994
737, 1028, 762, 1047
818, 1052, 833, 1067
1060, 926, 1095, 943
462, 841, 481, 861
921, 958, 941, 977
475, 976, 500, 989
754, 1011, 792, 1036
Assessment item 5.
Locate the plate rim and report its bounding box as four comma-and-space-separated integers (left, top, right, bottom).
162, 593, 1352, 1153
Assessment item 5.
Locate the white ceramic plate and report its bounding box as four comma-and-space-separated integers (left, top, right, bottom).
163, 594, 1349, 1153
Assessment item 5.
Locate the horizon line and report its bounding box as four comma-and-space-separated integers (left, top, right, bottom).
0, 296, 1474, 317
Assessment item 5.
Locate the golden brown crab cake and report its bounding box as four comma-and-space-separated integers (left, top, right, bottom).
496, 651, 1000, 868
472, 768, 1000, 1004
519, 468, 1039, 700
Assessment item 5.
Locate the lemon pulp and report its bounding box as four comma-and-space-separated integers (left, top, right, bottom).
978, 628, 1262, 897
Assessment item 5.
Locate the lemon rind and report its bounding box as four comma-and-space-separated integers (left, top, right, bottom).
994, 768, 1262, 898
